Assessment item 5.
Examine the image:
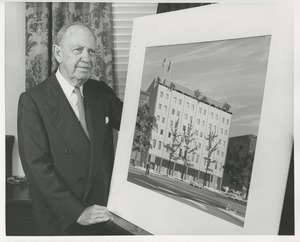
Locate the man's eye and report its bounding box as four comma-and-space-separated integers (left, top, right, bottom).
74, 48, 83, 53
89, 50, 96, 56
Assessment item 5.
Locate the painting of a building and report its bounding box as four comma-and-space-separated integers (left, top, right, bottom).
144, 78, 232, 190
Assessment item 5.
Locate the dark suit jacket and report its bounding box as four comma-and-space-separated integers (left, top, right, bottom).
17, 74, 123, 235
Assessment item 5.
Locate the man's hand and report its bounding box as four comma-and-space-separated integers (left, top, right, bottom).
77, 205, 114, 226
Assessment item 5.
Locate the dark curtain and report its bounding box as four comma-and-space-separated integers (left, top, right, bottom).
157, 2, 212, 14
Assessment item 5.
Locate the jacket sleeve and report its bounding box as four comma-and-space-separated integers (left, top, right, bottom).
17, 93, 85, 230
106, 86, 123, 131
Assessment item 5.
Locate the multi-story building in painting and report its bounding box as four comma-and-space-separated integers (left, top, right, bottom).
145, 78, 233, 190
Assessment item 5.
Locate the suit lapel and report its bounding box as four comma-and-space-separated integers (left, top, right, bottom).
83, 83, 106, 200
44, 74, 90, 170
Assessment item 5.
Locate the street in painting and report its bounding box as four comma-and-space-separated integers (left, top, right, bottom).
127, 36, 271, 226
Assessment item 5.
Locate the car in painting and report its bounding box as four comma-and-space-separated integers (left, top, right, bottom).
226, 190, 243, 201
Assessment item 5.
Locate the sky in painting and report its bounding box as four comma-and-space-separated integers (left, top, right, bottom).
140, 36, 272, 138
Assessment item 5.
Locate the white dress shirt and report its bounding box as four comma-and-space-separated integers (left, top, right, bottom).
56, 69, 84, 120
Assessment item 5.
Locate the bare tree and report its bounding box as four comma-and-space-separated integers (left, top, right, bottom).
203, 128, 219, 187
164, 119, 181, 176
180, 122, 198, 180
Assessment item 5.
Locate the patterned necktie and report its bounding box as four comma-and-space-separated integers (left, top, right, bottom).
73, 87, 89, 139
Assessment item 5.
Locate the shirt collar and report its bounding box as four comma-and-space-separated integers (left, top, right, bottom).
56, 68, 84, 98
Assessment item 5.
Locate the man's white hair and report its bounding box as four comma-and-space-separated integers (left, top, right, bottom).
55, 22, 96, 46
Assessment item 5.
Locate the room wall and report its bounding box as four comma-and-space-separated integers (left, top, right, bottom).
5, 2, 26, 176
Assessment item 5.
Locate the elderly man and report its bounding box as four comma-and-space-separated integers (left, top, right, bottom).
18, 22, 123, 235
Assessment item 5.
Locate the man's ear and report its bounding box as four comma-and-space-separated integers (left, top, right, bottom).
53, 45, 63, 63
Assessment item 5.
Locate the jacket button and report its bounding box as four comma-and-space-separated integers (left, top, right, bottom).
64, 148, 71, 154
77, 177, 85, 183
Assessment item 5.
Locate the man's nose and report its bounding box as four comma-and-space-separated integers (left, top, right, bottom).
81, 48, 91, 62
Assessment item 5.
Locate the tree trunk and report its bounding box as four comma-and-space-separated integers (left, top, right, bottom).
245, 186, 249, 200
185, 166, 189, 180
159, 157, 163, 173
139, 151, 143, 167
167, 157, 172, 176
172, 162, 176, 177
181, 165, 186, 180
203, 170, 208, 187
134, 151, 139, 167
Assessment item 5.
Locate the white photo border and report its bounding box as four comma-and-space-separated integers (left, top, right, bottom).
108, 2, 294, 235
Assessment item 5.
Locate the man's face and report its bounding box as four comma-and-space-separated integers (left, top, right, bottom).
56, 26, 96, 87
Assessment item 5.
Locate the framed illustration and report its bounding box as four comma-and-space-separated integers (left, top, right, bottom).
108, 3, 293, 235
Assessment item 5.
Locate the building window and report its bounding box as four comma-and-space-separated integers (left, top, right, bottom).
172, 109, 175, 115
192, 104, 195, 110
215, 161, 218, 169
190, 116, 193, 123
221, 128, 223, 134
200, 132, 203, 137
177, 111, 180, 117
179, 149, 182, 157
162, 117, 165, 123
158, 103, 162, 109
195, 130, 199, 136
170, 120, 174, 127
160, 91, 163, 98
197, 119, 200, 125
225, 130, 228, 135
179, 99, 182, 105
217, 150, 220, 155
183, 125, 186, 131
216, 114, 218, 120
211, 112, 214, 119
160, 129, 163, 135
218, 139, 221, 144
214, 125, 216, 132
221, 151, 224, 157
196, 155, 200, 163
168, 132, 171, 138
198, 143, 201, 149
226, 119, 229, 124
223, 141, 226, 146
158, 141, 162, 150
174, 97, 177, 103
222, 117, 225, 123
187, 102, 190, 109
199, 107, 202, 114
164, 105, 167, 112
185, 114, 188, 120
209, 123, 212, 129
157, 115, 160, 122
204, 110, 207, 115
153, 139, 156, 148
202, 120, 205, 126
